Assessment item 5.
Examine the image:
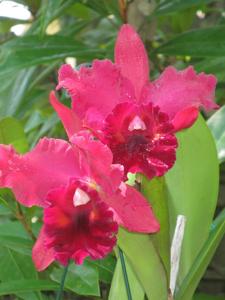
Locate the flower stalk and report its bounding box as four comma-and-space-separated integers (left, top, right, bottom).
56, 263, 69, 300
119, 247, 133, 300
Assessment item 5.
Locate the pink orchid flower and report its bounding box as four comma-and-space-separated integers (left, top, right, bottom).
50, 24, 218, 180
0, 133, 159, 270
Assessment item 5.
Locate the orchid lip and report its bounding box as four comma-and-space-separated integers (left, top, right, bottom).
128, 115, 147, 131
73, 188, 90, 207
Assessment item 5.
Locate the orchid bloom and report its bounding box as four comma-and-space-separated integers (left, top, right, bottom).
0, 133, 159, 270
50, 24, 218, 180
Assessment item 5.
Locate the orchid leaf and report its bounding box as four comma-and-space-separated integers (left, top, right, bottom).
0, 35, 102, 78
207, 105, 225, 163
141, 176, 170, 281
156, 26, 225, 57
0, 280, 58, 296
109, 254, 145, 300
175, 208, 225, 300
0, 117, 29, 153
165, 115, 219, 287
118, 229, 168, 300
155, 0, 214, 15
51, 261, 100, 296
87, 254, 116, 284
193, 293, 225, 300
0, 247, 42, 300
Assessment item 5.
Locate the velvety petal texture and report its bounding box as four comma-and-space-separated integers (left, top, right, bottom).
103, 102, 177, 179
0, 138, 83, 207
102, 183, 160, 233
32, 228, 55, 271
115, 24, 149, 100
57, 60, 135, 120
43, 181, 118, 266
145, 66, 218, 131
50, 91, 81, 138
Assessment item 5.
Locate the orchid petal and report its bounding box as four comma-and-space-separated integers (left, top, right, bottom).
71, 132, 124, 194
32, 227, 55, 271
102, 184, 160, 233
50, 91, 81, 138
146, 66, 218, 131
115, 24, 149, 101
57, 60, 135, 121
0, 138, 82, 207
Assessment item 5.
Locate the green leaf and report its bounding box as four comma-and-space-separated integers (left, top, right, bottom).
141, 176, 170, 281
109, 254, 145, 300
193, 293, 225, 300
155, 0, 214, 15
0, 235, 32, 256
51, 261, 100, 296
118, 229, 168, 300
87, 254, 116, 284
0, 280, 58, 296
0, 117, 29, 153
0, 35, 102, 78
165, 116, 219, 286
194, 58, 225, 83
0, 247, 41, 300
207, 106, 225, 163
175, 208, 225, 300
156, 26, 225, 57
0, 68, 36, 117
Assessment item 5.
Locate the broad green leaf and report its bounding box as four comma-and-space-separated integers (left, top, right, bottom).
165, 116, 219, 286
0, 35, 102, 78
109, 255, 145, 300
155, 0, 214, 15
141, 176, 170, 280
0, 235, 32, 255
51, 261, 100, 296
88, 254, 116, 284
118, 229, 168, 300
0, 280, 58, 296
193, 293, 225, 300
175, 208, 225, 300
0, 117, 29, 153
0, 247, 41, 300
156, 26, 225, 57
207, 106, 225, 163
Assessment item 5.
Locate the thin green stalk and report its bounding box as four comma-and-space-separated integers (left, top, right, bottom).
56, 263, 69, 300
119, 248, 133, 300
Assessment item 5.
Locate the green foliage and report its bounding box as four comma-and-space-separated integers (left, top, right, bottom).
176, 208, 225, 300
166, 116, 219, 288
0, 117, 29, 152
157, 26, 225, 57
118, 229, 168, 300
208, 105, 225, 163
51, 261, 100, 296
109, 253, 145, 300
0, 0, 224, 299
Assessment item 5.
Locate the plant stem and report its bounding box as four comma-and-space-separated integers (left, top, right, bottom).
119, 248, 132, 300
56, 263, 69, 300
15, 202, 36, 241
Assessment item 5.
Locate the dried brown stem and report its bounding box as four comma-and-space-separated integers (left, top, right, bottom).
118, 0, 128, 23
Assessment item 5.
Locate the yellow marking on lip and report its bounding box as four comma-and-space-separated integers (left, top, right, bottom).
57, 211, 70, 227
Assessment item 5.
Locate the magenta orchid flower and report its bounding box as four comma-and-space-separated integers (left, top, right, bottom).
50, 24, 218, 180
0, 134, 159, 270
